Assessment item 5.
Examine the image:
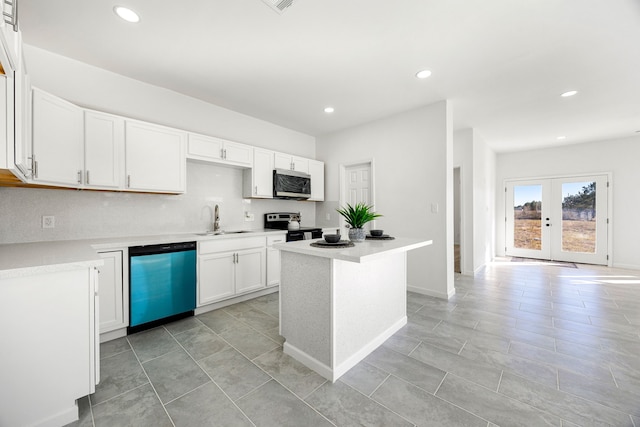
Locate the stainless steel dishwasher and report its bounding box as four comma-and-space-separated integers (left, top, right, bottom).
128, 241, 196, 334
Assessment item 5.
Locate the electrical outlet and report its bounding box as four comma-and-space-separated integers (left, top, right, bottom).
244, 212, 255, 222
42, 215, 55, 229
325, 213, 331, 221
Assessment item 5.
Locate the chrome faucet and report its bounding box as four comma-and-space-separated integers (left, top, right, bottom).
213, 204, 221, 233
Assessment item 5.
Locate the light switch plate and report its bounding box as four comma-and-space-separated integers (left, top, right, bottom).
245, 212, 255, 222
431, 203, 439, 213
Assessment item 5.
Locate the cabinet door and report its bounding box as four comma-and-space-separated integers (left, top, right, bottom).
85, 111, 124, 189
266, 235, 285, 287
308, 159, 325, 201
274, 152, 292, 170
223, 140, 253, 167
252, 147, 274, 197
235, 247, 266, 294
32, 88, 84, 186
198, 252, 235, 306
292, 156, 309, 174
13, 58, 31, 181
125, 120, 186, 193
187, 133, 223, 162
97, 251, 125, 334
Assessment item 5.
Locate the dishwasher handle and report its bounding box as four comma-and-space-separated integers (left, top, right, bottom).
129, 241, 196, 256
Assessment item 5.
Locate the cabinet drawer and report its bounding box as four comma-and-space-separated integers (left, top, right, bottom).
267, 234, 286, 246
199, 236, 265, 255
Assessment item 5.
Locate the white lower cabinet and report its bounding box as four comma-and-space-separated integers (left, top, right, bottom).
197, 237, 266, 306
0, 266, 99, 427
267, 234, 285, 287
97, 250, 127, 335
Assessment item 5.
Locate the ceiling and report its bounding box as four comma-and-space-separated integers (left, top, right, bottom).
19, 0, 640, 152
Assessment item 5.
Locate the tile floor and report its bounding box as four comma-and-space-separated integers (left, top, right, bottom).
70, 260, 640, 426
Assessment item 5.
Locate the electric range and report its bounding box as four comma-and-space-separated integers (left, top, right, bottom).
264, 212, 323, 242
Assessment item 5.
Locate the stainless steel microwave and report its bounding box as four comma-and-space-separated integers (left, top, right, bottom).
273, 169, 311, 200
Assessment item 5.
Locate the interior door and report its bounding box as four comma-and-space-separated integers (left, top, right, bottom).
341, 162, 374, 232
506, 175, 608, 265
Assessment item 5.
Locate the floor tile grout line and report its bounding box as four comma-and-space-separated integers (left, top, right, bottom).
89, 382, 151, 408
367, 373, 391, 398
171, 322, 261, 427
496, 370, 504, 393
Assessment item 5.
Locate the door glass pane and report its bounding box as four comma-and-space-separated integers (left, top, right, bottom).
513, 185, 542, 250
561, 181, 596, 253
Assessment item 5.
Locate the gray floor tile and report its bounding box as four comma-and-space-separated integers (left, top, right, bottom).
372, 375, 486, 427
475, 320, 557, 351
197, 308, 240, 334
434, 321, 511, 353
164, 316, 203, 335
127, 327, 181, 363
237, 380, 334, 427
339, 361, 389, 396
364, 346, 446, 392
436, 373, 562, 427
248, 295, 280, 318
558, 368, 640, 417
262, 326, 286, 345
409, 342, 502, 390
219, 323, 280, 359
142, 349, 210, 404
198, 345, 271, 400
99, 337, 131, 359
253, 348, 327, 398
165, 382, 252, 426
396, 322, 468, 354
499, 371, 633, 427
230, 307, 279, 332
91, 349, 148, 405
65, 396, 92, 427
92, 383, 172, 427
173, 324, 228, 361
223, 301, 255, 317
306, 380, 413, 426
382, 334, 421, 355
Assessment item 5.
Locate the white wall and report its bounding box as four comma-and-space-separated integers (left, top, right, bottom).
0, 46, 318, 244
453, 128, 496, 275
23, 45, 316, 157
316, 102, 454, 299
495, 135, 640, 270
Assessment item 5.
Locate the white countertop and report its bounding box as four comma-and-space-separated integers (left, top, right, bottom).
274, 237, 433, 263
0, 229, 287, 279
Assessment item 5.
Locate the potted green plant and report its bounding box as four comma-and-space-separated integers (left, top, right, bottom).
336, 203, 382, 242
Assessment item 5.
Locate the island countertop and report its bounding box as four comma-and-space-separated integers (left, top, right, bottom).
274, 237, 432, 263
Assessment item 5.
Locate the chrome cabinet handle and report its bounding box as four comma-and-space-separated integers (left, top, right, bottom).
77, 170, 82, 184
255, 186, 258, 195
34, 160, 38, 178
86, 170, 90, 185
127, 175, 131, 188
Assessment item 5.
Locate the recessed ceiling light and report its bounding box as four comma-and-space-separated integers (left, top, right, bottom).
560, 90, 577, 97
415, 69, 432, 79
324, 107, 334, 114
114, 6, 140, 23
557, 136, 566, 140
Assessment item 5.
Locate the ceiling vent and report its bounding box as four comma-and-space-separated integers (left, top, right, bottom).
262, 0, 295, 14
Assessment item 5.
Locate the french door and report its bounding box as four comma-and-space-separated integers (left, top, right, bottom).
505, 175, 609, 265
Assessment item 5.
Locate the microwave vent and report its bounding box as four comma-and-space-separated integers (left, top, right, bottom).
262, 0, 295, 14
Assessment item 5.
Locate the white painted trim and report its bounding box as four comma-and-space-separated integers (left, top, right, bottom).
36, 404, 80, 427
332, 316, 406, 381
100, 328, 127, 343
408, 285, 455, 300
612, 263, 640, 271
283, 342, 334, 381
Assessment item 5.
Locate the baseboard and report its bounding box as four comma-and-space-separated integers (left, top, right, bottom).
612, 263, 640, 271
284, 316, 408, 383
33, 404, 78, 427
408, 285, 455, 300
194, 286, 279, 315
283, 342, 334, 381
100, 328, 127, 343
332, 316, 407, 380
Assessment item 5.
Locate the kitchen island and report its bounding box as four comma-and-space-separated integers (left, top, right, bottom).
274, 237, 432, 382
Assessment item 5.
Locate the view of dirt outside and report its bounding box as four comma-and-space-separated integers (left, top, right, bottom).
513, 218, 596, 253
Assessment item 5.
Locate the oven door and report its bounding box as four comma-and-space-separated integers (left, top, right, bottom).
286, 231, 305, 242
273, 169, 311, 200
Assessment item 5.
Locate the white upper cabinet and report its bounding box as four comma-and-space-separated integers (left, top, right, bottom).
31, 88, 84, 187
84, 110, 124, 189
274, 152, 309, 173
308, 159, 325, 201
0, 14, 20, 73
187, 133, 252, 168
125, 120, 186, 193
243, 147, 274, 198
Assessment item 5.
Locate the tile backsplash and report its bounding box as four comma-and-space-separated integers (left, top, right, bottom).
0, 162, 316, 244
